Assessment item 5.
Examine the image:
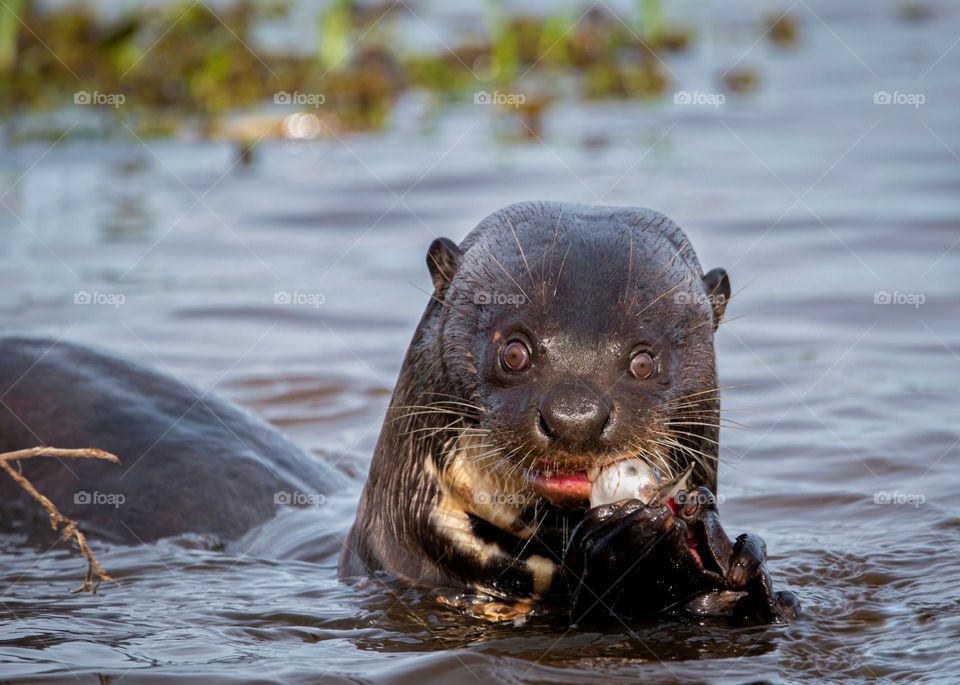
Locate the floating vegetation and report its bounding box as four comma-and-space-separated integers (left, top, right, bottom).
2, 0, 295, 115
765, 10, 800, 47
896, 3, 934, 22
0, 0, 799, 140
720, 67, 761, 94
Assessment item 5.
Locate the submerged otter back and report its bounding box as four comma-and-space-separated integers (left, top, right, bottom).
0, 337, 343, 544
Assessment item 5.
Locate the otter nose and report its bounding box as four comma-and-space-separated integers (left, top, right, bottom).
538, 382, 612, 446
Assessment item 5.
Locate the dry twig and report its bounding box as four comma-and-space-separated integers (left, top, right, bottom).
0, 447, 121, 594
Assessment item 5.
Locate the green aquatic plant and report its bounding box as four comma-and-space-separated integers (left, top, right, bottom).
0, 0, 25, 75
483, 0, 519, 86
0, 0, 793, 139
317, 0, 353, 72
537, 9, 575, 69
639, 0, 664, 42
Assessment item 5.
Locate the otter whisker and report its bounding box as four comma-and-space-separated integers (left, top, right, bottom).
389, 409, 479, 424
505, 217, 538, 303
659, 403, 762, 420
671, 415, 749, 427
668, 407, 752, 421
629, 238, 689, 310
463, 448, 512, 468
622, 231, 634, 307
509, 506, 550, 562
650, 431, 733, 468
635, 282, 687, 317
501, 444, 535, 487
552, 243, 572, 298
662, 427, 722, 448
667, 420, 752, 433
407, 282, 480, 324
401, 417, 488, 442
468, 443, 524, 473
481, 244, 531, 304
650, 436, 723, 475
418, 395, 485, 410
404, 427, 489, 438
393, 400, 482, 411
661, 383, 749, 402
626, 437, 681, 479
665, 407, 760, 417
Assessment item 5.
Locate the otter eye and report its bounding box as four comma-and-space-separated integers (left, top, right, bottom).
629, 351, 655, 379
501, 340, 531, 372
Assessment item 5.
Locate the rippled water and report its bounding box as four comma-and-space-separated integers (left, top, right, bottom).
1, 1, 959, 682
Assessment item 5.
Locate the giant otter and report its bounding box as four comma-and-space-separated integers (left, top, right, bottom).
340, 201, 798, 623
0, 201, 797, 624
0, 338, 345, 544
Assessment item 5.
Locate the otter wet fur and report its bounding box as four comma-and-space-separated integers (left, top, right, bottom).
341, 201, 799, 624
0, 201, 798, 625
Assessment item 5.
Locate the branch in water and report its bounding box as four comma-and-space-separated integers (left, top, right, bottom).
0, 447, 121, 594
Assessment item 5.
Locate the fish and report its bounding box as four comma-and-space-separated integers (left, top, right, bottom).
588, 460, 694, 509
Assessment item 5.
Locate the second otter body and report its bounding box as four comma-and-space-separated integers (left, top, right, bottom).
340, 201, 802, 622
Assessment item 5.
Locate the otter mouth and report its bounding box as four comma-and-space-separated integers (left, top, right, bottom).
526, 467, 592, 506
524, 456, 614, 507
526, 457, 692, 509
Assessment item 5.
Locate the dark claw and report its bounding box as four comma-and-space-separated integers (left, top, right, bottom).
773, 590, 802, 622
728, 533, 766, 588
674, 486, 733, 577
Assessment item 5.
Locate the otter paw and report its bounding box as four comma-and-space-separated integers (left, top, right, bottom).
726, 532, 801, 624
564, 499, 715, 622
673, 489, 800, 624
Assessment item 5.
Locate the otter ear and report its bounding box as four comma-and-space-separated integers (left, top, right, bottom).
703, 267, 730, 330
426, 237, 461, 296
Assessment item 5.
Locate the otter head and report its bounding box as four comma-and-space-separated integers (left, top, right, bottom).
420, 202, 729, 513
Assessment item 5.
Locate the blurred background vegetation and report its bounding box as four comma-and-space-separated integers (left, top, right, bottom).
0, 0, 813, 141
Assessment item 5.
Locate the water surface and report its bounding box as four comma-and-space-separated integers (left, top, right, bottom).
1, 1, 959, 682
